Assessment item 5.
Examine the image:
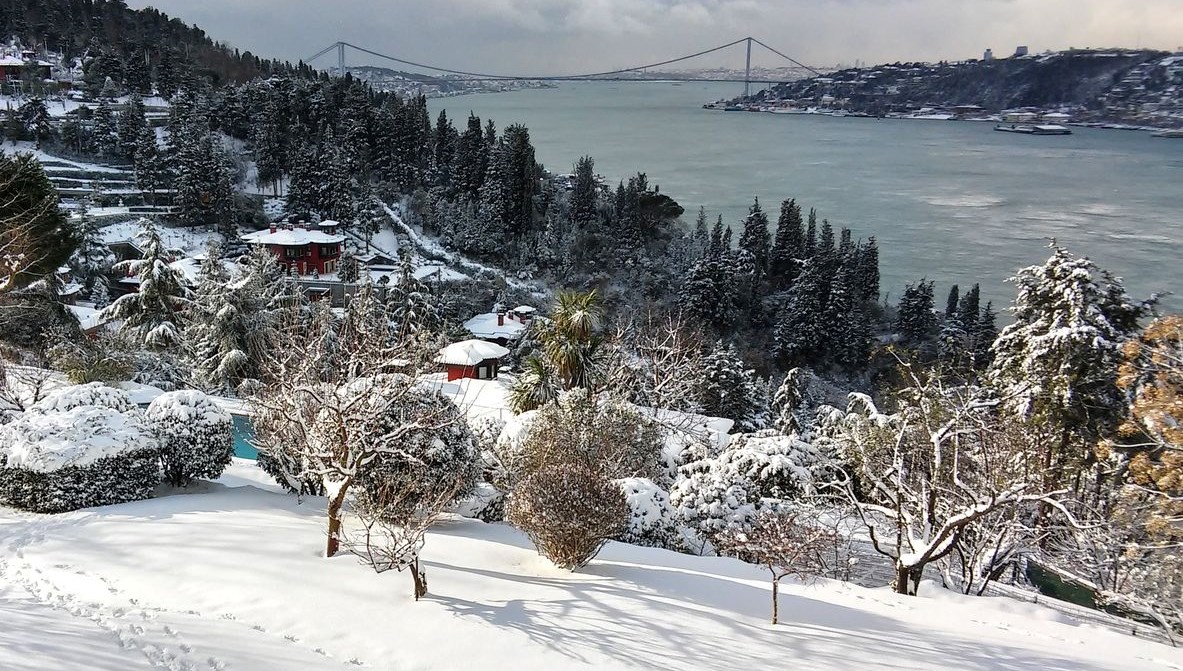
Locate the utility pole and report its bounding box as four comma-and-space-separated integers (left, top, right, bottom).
744, 37, 752, 99
337, 42, 346, 78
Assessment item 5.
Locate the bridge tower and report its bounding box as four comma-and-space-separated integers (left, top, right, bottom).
744, 37, 752, 99
337, 42, 346, 77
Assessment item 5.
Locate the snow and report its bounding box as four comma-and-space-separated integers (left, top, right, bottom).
98, 221, 221, 259
65, 304, 105, 331
0, 405, 154, 472
241, 227, 345, 246
435, 339, 511, 367
0, 142, 126, 173
1, 469, 1180, 670
464, 312, 528, 341
421, 374, 516, 424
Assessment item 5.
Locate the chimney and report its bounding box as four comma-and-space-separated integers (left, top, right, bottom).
497, 313, 505, 327
269, 223, 277, 234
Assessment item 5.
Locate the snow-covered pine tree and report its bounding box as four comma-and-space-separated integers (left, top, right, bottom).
117, 95, 148, 163
989, 244, 1150, 493
769, 198, 803, 290
696, 341, 767, 432
337, 247, 360, 283
102, 219, 189, 351
737, 196, 771, 289
772, 260, 827, 368
90, 100, 119, 158
895, 280, 937, 346
855, 236, 880, 304
134, 124, 167, 200
824, 262, 871, 371
184, 242, 249, 393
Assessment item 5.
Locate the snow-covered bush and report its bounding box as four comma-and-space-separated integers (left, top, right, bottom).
448, 482, 505, 522
616, 477, 690, 551
0, 405, 160, 513
145, 390, 233, 487
712, 430, 829, 500
28, 382, 136, 415
669, 469, 759, 545
669, 430, 830, 544
497, 390, 665, 485
507, 462, 628, 570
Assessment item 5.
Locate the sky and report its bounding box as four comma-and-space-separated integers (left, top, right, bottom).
127, 1, 1183, 75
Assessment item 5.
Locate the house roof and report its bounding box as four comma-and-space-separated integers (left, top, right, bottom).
512, 305, 537, 314
241, 228, 345, 246
435, 339, 511, 367
463, 312, 527, 340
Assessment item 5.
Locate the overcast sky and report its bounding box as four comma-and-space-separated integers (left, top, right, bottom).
128, 1, 1183, 74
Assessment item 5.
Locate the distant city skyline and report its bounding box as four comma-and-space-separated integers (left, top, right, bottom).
127, 1, 1183, 74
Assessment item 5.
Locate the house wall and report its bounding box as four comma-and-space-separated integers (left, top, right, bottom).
444, 359, 500, 381
264, 241, 341, 275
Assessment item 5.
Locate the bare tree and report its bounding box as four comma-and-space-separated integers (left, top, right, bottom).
251, 285, 478, 558
818, 364, 1067, 595
718, 510, 837, 624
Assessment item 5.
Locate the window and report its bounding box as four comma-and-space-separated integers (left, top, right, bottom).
323, 260, 336, 275
284, 246, 306, 259
320, 245, 340, 257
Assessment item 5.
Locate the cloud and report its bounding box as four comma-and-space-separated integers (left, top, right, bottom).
127, 0, 1183, 74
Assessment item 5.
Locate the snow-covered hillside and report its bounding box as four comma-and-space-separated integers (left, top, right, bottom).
1, 461, 1178, 671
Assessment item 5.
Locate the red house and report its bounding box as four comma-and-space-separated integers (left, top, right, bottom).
241, 221, 344, 276
435, 339, 510, 381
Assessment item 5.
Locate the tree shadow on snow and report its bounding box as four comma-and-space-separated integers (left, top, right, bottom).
426, 558, 1125, 671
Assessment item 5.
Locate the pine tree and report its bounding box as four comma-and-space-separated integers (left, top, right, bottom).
825, 263, 871, 371
854, 236, 880, 303
738, 197, 771, 287
117, 95, 147, 162
90, 100, 119, 158
895, 280, 937, 346
0, 153, 76, 294
433, 109, 458, 190
957, 283, 981, 331
103, 220, 189, 351
771, 198, 807, 287
989, 244, 1150, 490
570, 156, 598, 224
944, 285, 960, 319
972, 301, 997, 369
696, 341, 766, 432
338, 247, 360, 283
803, 208, 818, 259
773, 261, 827, 368
175, 132, 235, 234
134, 124, 167, 199
185, 242, 248, 393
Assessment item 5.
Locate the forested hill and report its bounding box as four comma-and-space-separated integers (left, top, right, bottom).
752, 49, 1174, 117
0, 0, 308, 86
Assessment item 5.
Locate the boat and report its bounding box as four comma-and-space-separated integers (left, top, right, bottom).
994, 123, 1072, 135
723, 105, 744, 112
1153, 129, 1183, 138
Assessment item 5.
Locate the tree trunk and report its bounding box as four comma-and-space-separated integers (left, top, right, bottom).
411, 558, 428, 601
894, 563, 921, 596
770, 578, 779, 625
325, 484, 350, 558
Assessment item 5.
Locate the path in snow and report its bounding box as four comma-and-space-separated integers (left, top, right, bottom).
0, 514, 353, 670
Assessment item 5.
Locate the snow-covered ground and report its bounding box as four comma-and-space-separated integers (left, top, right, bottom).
1, 460, 1180, 671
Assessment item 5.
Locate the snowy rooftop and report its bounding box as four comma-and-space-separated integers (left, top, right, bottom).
168, 257, 241, 285
512, 305, 537, 314
419, 373, 515, 424
463, 312, 528, 341
66, 304, 106, 331
241, 227, 345, 246
411, 263, 470, 284
435, 339, 510, 367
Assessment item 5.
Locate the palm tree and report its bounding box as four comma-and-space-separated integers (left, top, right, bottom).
544, 289, 604, 390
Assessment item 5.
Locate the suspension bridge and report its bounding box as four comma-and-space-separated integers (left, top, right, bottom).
306, 37, 827, 97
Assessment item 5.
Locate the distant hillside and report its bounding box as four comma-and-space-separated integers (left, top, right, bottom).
749, 49, 1182, 125
0, 0, 306, 86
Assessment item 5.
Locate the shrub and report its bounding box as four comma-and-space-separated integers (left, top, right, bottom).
145, 390, 233, 487
507, 462, 628, 569
29, 382, 136, 414
499, 390, 664, 485
616, 477, 688, 551
0, 405, 160, 513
